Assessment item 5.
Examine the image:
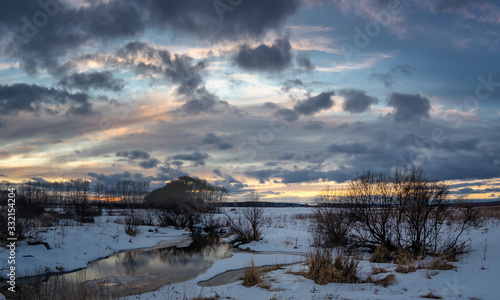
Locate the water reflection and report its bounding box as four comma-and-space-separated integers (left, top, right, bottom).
19, 235, 232, 298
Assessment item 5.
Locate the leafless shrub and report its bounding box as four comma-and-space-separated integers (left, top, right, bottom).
124, 216, 140, 237
226, 192, 264, 243
311, 187, 352, 247
70, 199, 100, 223
315, 166, 475, 258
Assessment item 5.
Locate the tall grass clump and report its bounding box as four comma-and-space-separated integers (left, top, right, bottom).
306, 248, 360, 285
242, 259, 262, 287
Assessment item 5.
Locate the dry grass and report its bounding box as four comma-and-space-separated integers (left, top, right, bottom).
242, 259, 262, 287
395, 249, 416, 273
292, 213, 312, 220
420, 291, 443, 299
306, 249, 360, 285
476, 205, 500, 220
370, 245, 392, 263
424, 255, 456, 270
257, 281, 272, 290
371, 266, 388, 275
15, 275, 113, 300
366, 274, 396, 287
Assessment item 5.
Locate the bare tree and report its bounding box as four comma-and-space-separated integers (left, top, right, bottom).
311, 187, 352, 247
226, 192, 264, 243
314, 166, 475, 257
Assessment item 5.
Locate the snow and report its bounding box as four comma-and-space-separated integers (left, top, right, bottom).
126, 208, 500, 300
3, 207, 500, 300
4, 213, 191, 278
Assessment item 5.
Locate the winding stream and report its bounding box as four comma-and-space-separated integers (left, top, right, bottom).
13, 235, 232, 299
10, 237, 306, 299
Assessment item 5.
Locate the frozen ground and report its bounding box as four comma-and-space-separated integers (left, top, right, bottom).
2, 211, 191, 278
130, 208, 500, 300
2, 207, 500, 299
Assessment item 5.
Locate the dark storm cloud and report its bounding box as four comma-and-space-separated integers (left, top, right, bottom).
388, 93, 431, 123
58, 71, 125, 92
117, 41, 207, 95
117, 42, 240, 116
145, 0, 300, 40
138, 158, 160, 169
0, 83, 93, 121
213, 168, 223, 177
276, 108, 299, 122
293, 91, 334, 116
278, 152, 295, 160
234, 38, 293, 72
339, 89, 379, 113
263, 102, 278, 110
157, 165, 189, 181
87, 171, 156, 186
451, 187, 500, 195
303, 121, 324, 131
201, 133, 233, 150
116, 150, 150, 160
1, 1, 146, 75
211, 169, 248, 194
266, 91, 334, 124
296, 53, 315, 71
88, 165, 190, 187
244, 167, 353, 184
170, 151, 210, 166
281, 79, 305, 92
1, 0, 300, 75
370, 64, 415, 87
239, 118, 499, 185
116, 149, 159, 169
171, 160, 184, 167
244, 169, 281, 184
177, 87, 238, 115
327, 143, 369, 154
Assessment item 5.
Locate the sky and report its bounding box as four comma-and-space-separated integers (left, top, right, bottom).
0, 0, 499, 202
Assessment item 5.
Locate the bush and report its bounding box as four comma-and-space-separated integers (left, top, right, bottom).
124, 216, 140, 237
370, 245, 392, 263
242, 259, 262, 287
424, 255, 455, 270
311, 187, 352, 247
395, 248, 416, 273
70, 200, 101, 223
306, 248, 360, 285
314, 166, 475, 258
225, 192, 264, 244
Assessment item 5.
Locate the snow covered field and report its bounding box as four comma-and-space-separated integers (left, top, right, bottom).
2, 207, 500, 299
3, 211, 191, 279
131, 208, 500, 300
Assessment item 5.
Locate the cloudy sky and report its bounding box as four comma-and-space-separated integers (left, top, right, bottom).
1, 0, 499, 202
